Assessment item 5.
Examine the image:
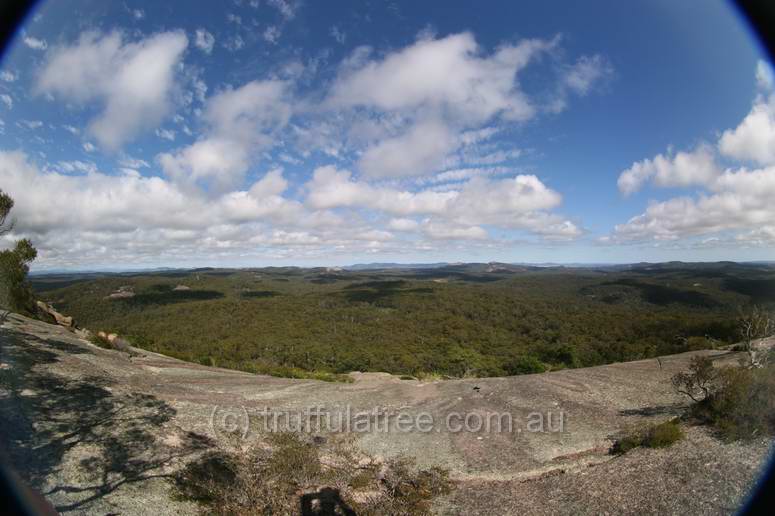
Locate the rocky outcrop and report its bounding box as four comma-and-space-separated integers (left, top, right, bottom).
35, 300, 74, 328
1, 312, 771, 515
105, 286, 135, 299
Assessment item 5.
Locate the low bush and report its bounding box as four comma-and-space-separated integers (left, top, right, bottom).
173, 433, 452, 515
503, 354, 546, 375
643, 419, 685, 448
232, 361, 354, 383
691, 364, 775, 441
611, 419, 684, 455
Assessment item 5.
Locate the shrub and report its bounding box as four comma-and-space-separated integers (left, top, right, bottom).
610, 432, 642, 455
643, 419, 684, 448
503, 354, 546, 375
671, 355, 717, 402
173, 433, 452, 515
233, 361, 354, 383
691, 364, 775, 441
535, 342, 578, 368
611, 419, 684, 454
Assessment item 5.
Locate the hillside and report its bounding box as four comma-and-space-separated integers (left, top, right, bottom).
30, 263, 775, 380
1, 312, 772, 514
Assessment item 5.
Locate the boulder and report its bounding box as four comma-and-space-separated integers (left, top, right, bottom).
106, 290, 135, 299
35, 301, 74, 328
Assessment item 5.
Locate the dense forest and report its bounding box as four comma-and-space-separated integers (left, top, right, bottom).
32, 262, 775, 379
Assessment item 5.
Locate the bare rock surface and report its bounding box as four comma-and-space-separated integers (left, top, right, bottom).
0, 312, 771, 514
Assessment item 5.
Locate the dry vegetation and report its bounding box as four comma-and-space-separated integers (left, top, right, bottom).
173, 432, 451, 515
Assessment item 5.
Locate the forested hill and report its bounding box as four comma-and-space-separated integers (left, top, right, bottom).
31, 262, 775, 379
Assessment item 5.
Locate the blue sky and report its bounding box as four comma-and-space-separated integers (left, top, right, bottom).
0, 0, 773, 270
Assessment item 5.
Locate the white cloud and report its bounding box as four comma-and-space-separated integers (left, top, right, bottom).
0, 150, 321, 266
62, 124, 80, 135
0, 94, 12, 109
23, 36, 47, 50
223, 34, 245, 52
358, 118, 458, 178
330, 26, 346, 44
387, 218, 420, 231
0, 70, 17, 82
52, 160, 97, 174
617, 144, 720, 196
323, 33, 576, 180
305, 165, 578, 239
0, 151, 435, 268
328, 32, 552, 123
37, 31, 189, 151
19, 119, 43, 130
194, 28, 215, 54
159, 138, 250, 192
755, 59, 774, 90
159, 80, 291, 192
548, 54, 613, 113
118, 156, 150, 169
563, 54, 611, 95
613, 166, 775, 242
83, 142, 96, 152
420, 166, 513, 185
423, 221, 488, 240
718, 95, 775, 166
156, 128, 176, 141
263, 26, 281, 44
611, 64, 775, 244
267, 0, 298, 20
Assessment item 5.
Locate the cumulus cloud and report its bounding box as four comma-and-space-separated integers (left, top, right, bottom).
549, 54, 612, 112
613, 166, 775, 243
159, 80, 291, 192
564, 55, 611, 95
263, 26, 281, 44
330, 26, 346, 44
718, 95, 775, 166
323, 32, 565, 179
328, 32, 551, 123
617, 144, 720, 196
194, 28, 215, 54
23, 35, 47, 50
304, 165, 578, 239
358, 118, 458, 178
0, 150, 323, 264
5, 28, 609, 267
755, 59, 774, 90
0, 70, 17, 82
37, 31, 188, 150
156, 128, 176, 141
611, 64, 775, 245
0, 94, 12, 109
223, 34, 245, 52
267, 0, 298, 20
0, 151, 439, 267
388, 218, 420, 231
